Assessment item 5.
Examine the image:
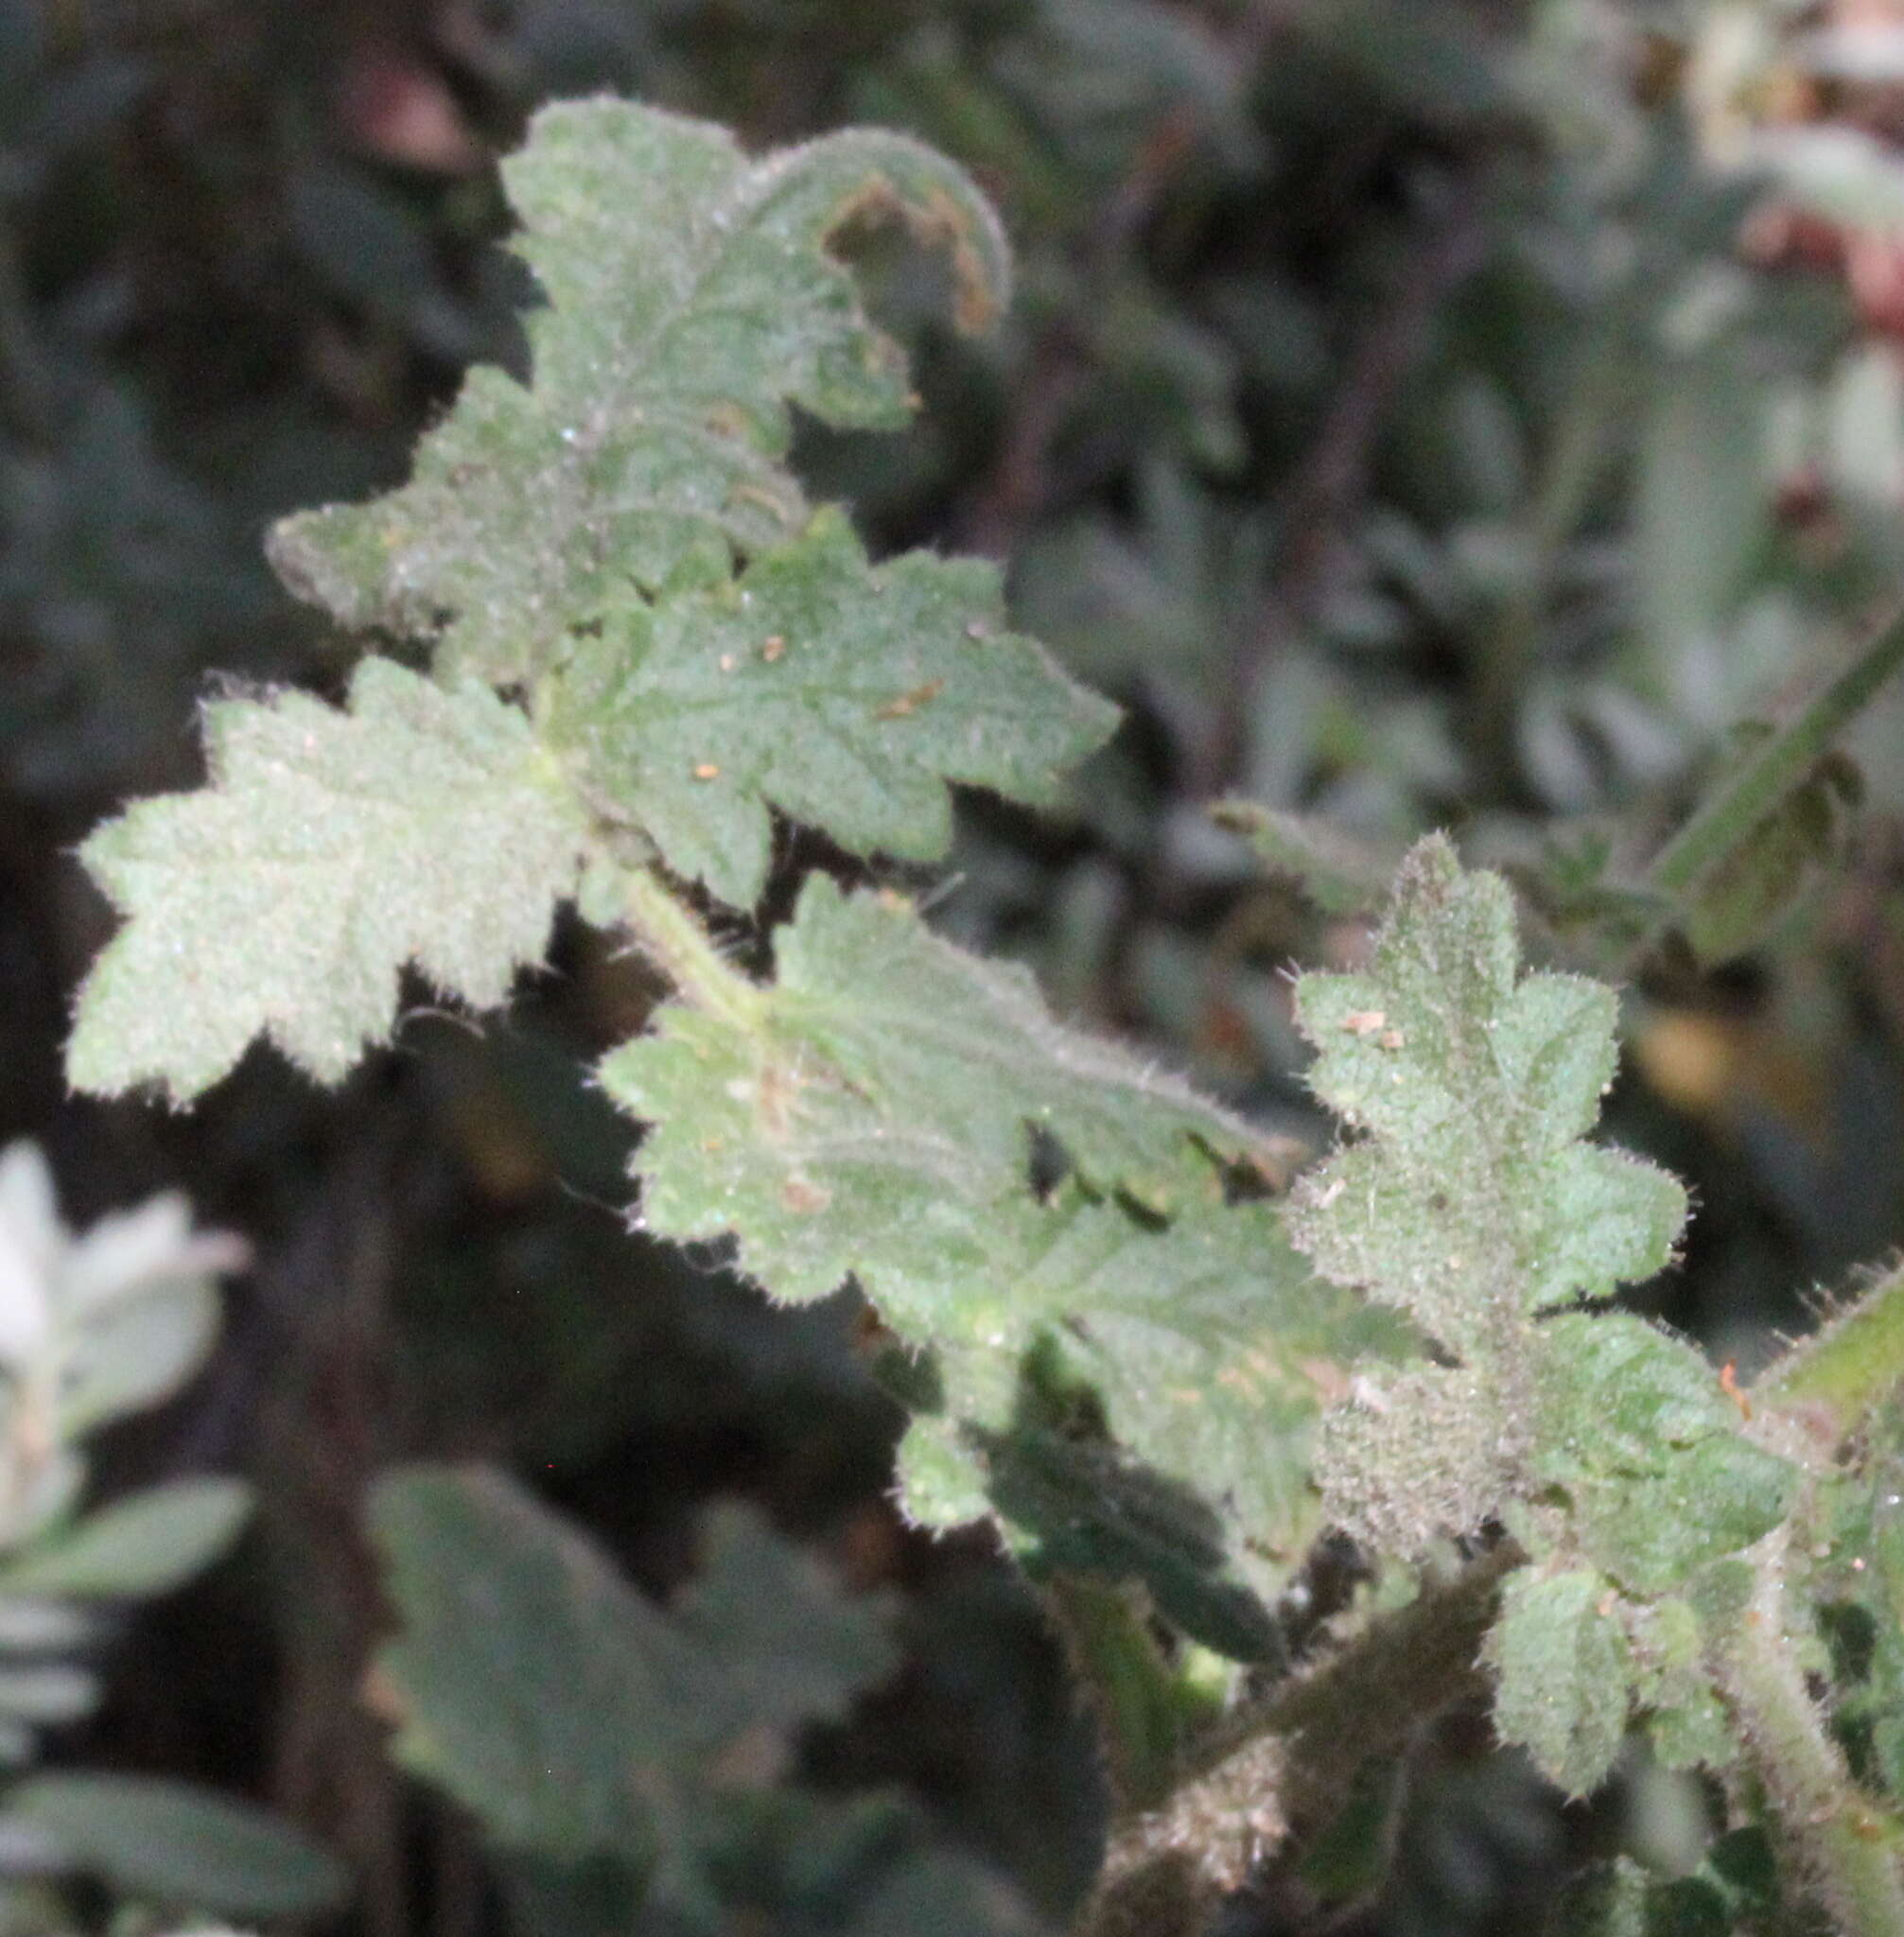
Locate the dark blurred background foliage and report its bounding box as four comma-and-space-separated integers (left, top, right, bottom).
7, 1, 1904, 1931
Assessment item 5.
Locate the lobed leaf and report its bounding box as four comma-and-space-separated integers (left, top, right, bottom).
604, 880, 1385, 1640
911, 1197, 1400, 1653
548, 510, 1116, 908
605, 873, 1267, 1318
69, 658, 587, 1102
1486, 1567, 1633, 1798
269, 99, 1011, 687
1288, 840, 1793, 1792
367, 1465, 896, 1886
1532, 1316, 1794, 1597
1287, 836, 1686, 1353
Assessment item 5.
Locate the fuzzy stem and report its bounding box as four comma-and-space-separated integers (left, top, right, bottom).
1074, 1544, 1517, 1937
1754, 1265, 1904, 1442
1712, 1537, 1904, 1937
1645, 602, 1904, 903
1046, 1577, 1197, 1817
620, 865, 765, 1032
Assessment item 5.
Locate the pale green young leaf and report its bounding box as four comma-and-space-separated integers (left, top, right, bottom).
68, 658, 587, 1103
1486, 1567, 1634, 1798
268, 99, 1010, 686
548, 510, 1116, 908
367, 1466, 896, 1873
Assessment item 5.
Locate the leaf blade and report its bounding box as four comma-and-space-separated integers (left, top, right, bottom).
69, 659, 585, 1101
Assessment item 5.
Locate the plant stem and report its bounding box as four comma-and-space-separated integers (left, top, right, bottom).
1754, 1264, 1904, 1441
620, 864, 765, 1032
1074, 1544, 1518, 1937
1046, 1577, 1197, 1816
1712, 1537, 1904, 1936
1644, 602, 1904, 902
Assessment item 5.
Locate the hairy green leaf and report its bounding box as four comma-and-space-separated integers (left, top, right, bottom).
1632, 1597, 1737, 1771
1487, 1567, 1633, 1797
69, 658, 587, 1102
606, 873, 1265, 1317
549, 510, 1114, 908
1287, 838, 1706, 1566
604, 880, 1384, 1640
1533, 1317, 1794, 1597
269, 98, 1010, 686
1287, 837, 1686, 1354
1288, 840, 1790, 1795
913, 1198, 1394, 1654
1316, 1365, 1510, 1559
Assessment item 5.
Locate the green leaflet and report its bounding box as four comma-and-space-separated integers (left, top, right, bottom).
1532, 1316, 1794, 1597
1285, 839, 1794, 1792
268, 99, 1011, 687
604, 873, 1266, 1318
915, 1197, 1398, 1656
603, 877, 1386, 1644
367, 1468, 895, 1880
548, 510, 1116, 909
68, 658, 587, 1102
1487, 1568, 1633, 1800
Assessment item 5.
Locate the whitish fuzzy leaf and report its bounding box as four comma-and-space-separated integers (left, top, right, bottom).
1532, 1316, 1794, 1597
269, 99, 1010, 686
6, 1774, 348, 1919
1486, 1567, 1633, 1797
1290, 844, 1787, 1607
549, 510, 1115, 908
0, 1478, 250, 1599
367, 1466, 895, 1876
0, 1145, 238, 1567
1317, 1365, 1511, 1561
69, 658, 587, 1102
1287, 836, 1686, 1355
